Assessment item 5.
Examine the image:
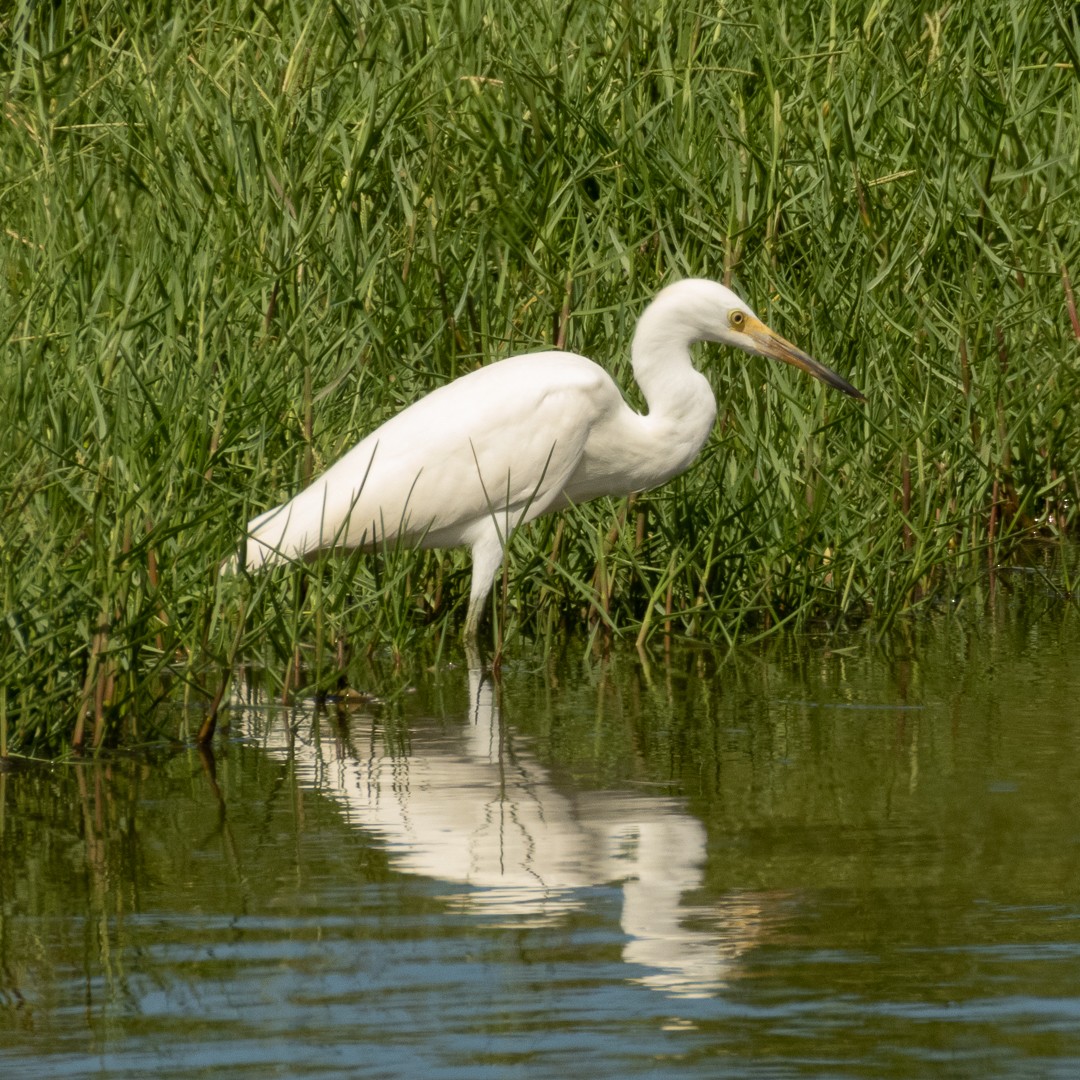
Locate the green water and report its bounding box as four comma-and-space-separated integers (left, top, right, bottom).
3, 570, 1080, 1077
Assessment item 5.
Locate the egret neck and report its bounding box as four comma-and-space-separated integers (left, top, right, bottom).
626, 301, 719, 492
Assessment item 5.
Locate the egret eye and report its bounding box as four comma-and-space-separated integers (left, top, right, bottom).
729, 310, 747, 330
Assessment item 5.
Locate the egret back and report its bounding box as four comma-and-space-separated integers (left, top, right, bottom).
242, 351, 621, 570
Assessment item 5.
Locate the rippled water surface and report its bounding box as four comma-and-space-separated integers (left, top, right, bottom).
4, 573, 1080, 1077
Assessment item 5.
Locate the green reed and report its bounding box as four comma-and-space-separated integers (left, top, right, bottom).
1, 0, 1078, 752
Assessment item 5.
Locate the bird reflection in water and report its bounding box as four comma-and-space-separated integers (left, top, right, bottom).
231, 666, 775, 999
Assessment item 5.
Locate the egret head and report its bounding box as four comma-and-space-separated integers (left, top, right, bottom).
649, 279, 865, 402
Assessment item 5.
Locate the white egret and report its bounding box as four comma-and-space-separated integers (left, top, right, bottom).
237, 278, 863, 639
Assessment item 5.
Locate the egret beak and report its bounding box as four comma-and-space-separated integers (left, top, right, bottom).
744, 316, 865, 402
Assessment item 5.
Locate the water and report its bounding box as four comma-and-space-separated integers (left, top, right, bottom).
3, 573, 1080, 1077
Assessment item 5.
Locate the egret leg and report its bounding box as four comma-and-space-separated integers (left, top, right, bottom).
463, 526, 507, 644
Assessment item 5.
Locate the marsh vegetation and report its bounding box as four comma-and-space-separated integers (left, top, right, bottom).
2, 0, 1078, 752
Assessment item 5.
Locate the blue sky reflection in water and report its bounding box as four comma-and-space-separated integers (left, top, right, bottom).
3, 572, 1080, 1077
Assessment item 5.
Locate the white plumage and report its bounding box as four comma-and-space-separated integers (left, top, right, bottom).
238, 279, 863, 639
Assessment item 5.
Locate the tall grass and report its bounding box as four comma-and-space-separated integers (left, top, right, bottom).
2, 0, 1078, 752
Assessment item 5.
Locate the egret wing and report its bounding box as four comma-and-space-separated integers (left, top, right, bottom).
244, 352, 620, 568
